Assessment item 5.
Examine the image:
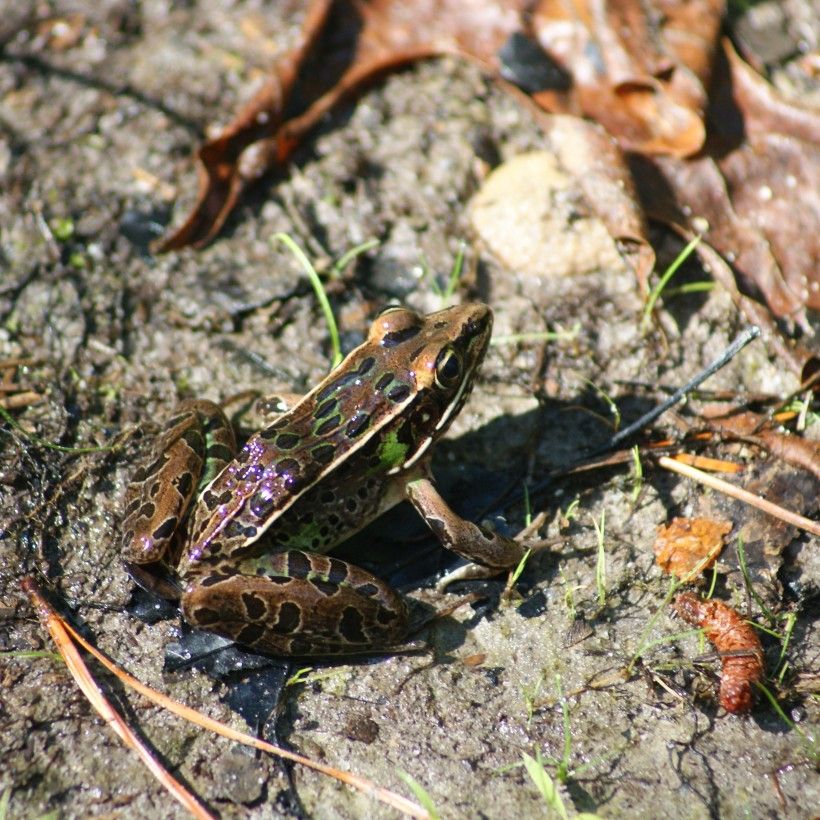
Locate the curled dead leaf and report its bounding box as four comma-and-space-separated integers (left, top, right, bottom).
673, 592, 764, 714
654, 516, 732, 580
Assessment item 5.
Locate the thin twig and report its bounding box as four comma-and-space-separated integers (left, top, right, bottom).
0, 391, 43, 409
658, 456, 820, 537
600, 326, 761, 456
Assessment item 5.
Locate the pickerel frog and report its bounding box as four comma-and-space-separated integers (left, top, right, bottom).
122, 303, 525, 655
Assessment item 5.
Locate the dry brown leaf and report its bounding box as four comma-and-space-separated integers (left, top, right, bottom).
462, 652, 488, 667
530, 0, 723, 156
158, 0, 524, 250
654, 516, 732, 580
700, 406, 820, 481
634, 40, 820, 334
719, 41, 820, 313
673, 592, 764, 714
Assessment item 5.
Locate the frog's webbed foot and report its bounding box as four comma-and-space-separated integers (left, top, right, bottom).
182, 550, 410, 656
405, 476, 527, 591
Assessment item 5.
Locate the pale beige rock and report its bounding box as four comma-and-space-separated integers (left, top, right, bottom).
469, 150, 626, 279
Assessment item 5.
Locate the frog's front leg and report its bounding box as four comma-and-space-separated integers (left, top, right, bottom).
181, 551, 409, 656
404, 475, 527, 590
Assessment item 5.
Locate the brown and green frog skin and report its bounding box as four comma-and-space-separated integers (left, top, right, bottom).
121, 302, 525, 656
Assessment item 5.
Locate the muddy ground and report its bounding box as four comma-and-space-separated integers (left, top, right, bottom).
0, 2, 817, 818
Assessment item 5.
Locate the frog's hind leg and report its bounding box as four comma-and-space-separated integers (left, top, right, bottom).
181, 551, 409, 656
122, 399, 236, 597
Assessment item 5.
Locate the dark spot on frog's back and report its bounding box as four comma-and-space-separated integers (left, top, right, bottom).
345, 412, 371, 438
316, 356, 375, 402
275, 601, 301, 633
315, 371, 358, 403
287, 550, 312, 579
203, 489, 232, 509
275, 458, 300, 475
315, 398, 338, 420
387, 384, 411, 403
275, 432, 300, 450
235, 464, 263, 482
237, 623, 266, 645
310, 577, 338, 596
152, 516, 177, 541
327, 558, 349, 586
138, 456, 167, 485
175, 471, 193, 498
181, 428, 204, 452
285, 474, 307, 493
138, 501, 156, 520
374, 373, 393, 392
224, 519, 258, 540
260, 416, 291, 439
381, 325, 422, 348
377, 606, 400, 625
311, 443, 336, 464
315, 415, 342, 436
339, 606, 367, 643
193, 607, 222, 625
202, 412, 225, 433
250, 490, 276, 519
241, 591, 267, 620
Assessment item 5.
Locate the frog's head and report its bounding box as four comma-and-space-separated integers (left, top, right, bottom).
363, 302, 494, 471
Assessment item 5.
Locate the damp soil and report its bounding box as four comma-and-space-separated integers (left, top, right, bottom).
1, 3, 818, 818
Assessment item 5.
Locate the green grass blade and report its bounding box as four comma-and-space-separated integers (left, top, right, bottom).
441, 241, 466, 302
396, 771, 441, 820
641, 235, 702, 331
273, 233, 342, 367
0, 786, 10, 820
0, 405, 116, 455
332, 238, 380, 277
521, 753, 568, 819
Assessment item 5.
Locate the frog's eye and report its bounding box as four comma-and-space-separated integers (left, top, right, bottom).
434, 346, 461, 389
